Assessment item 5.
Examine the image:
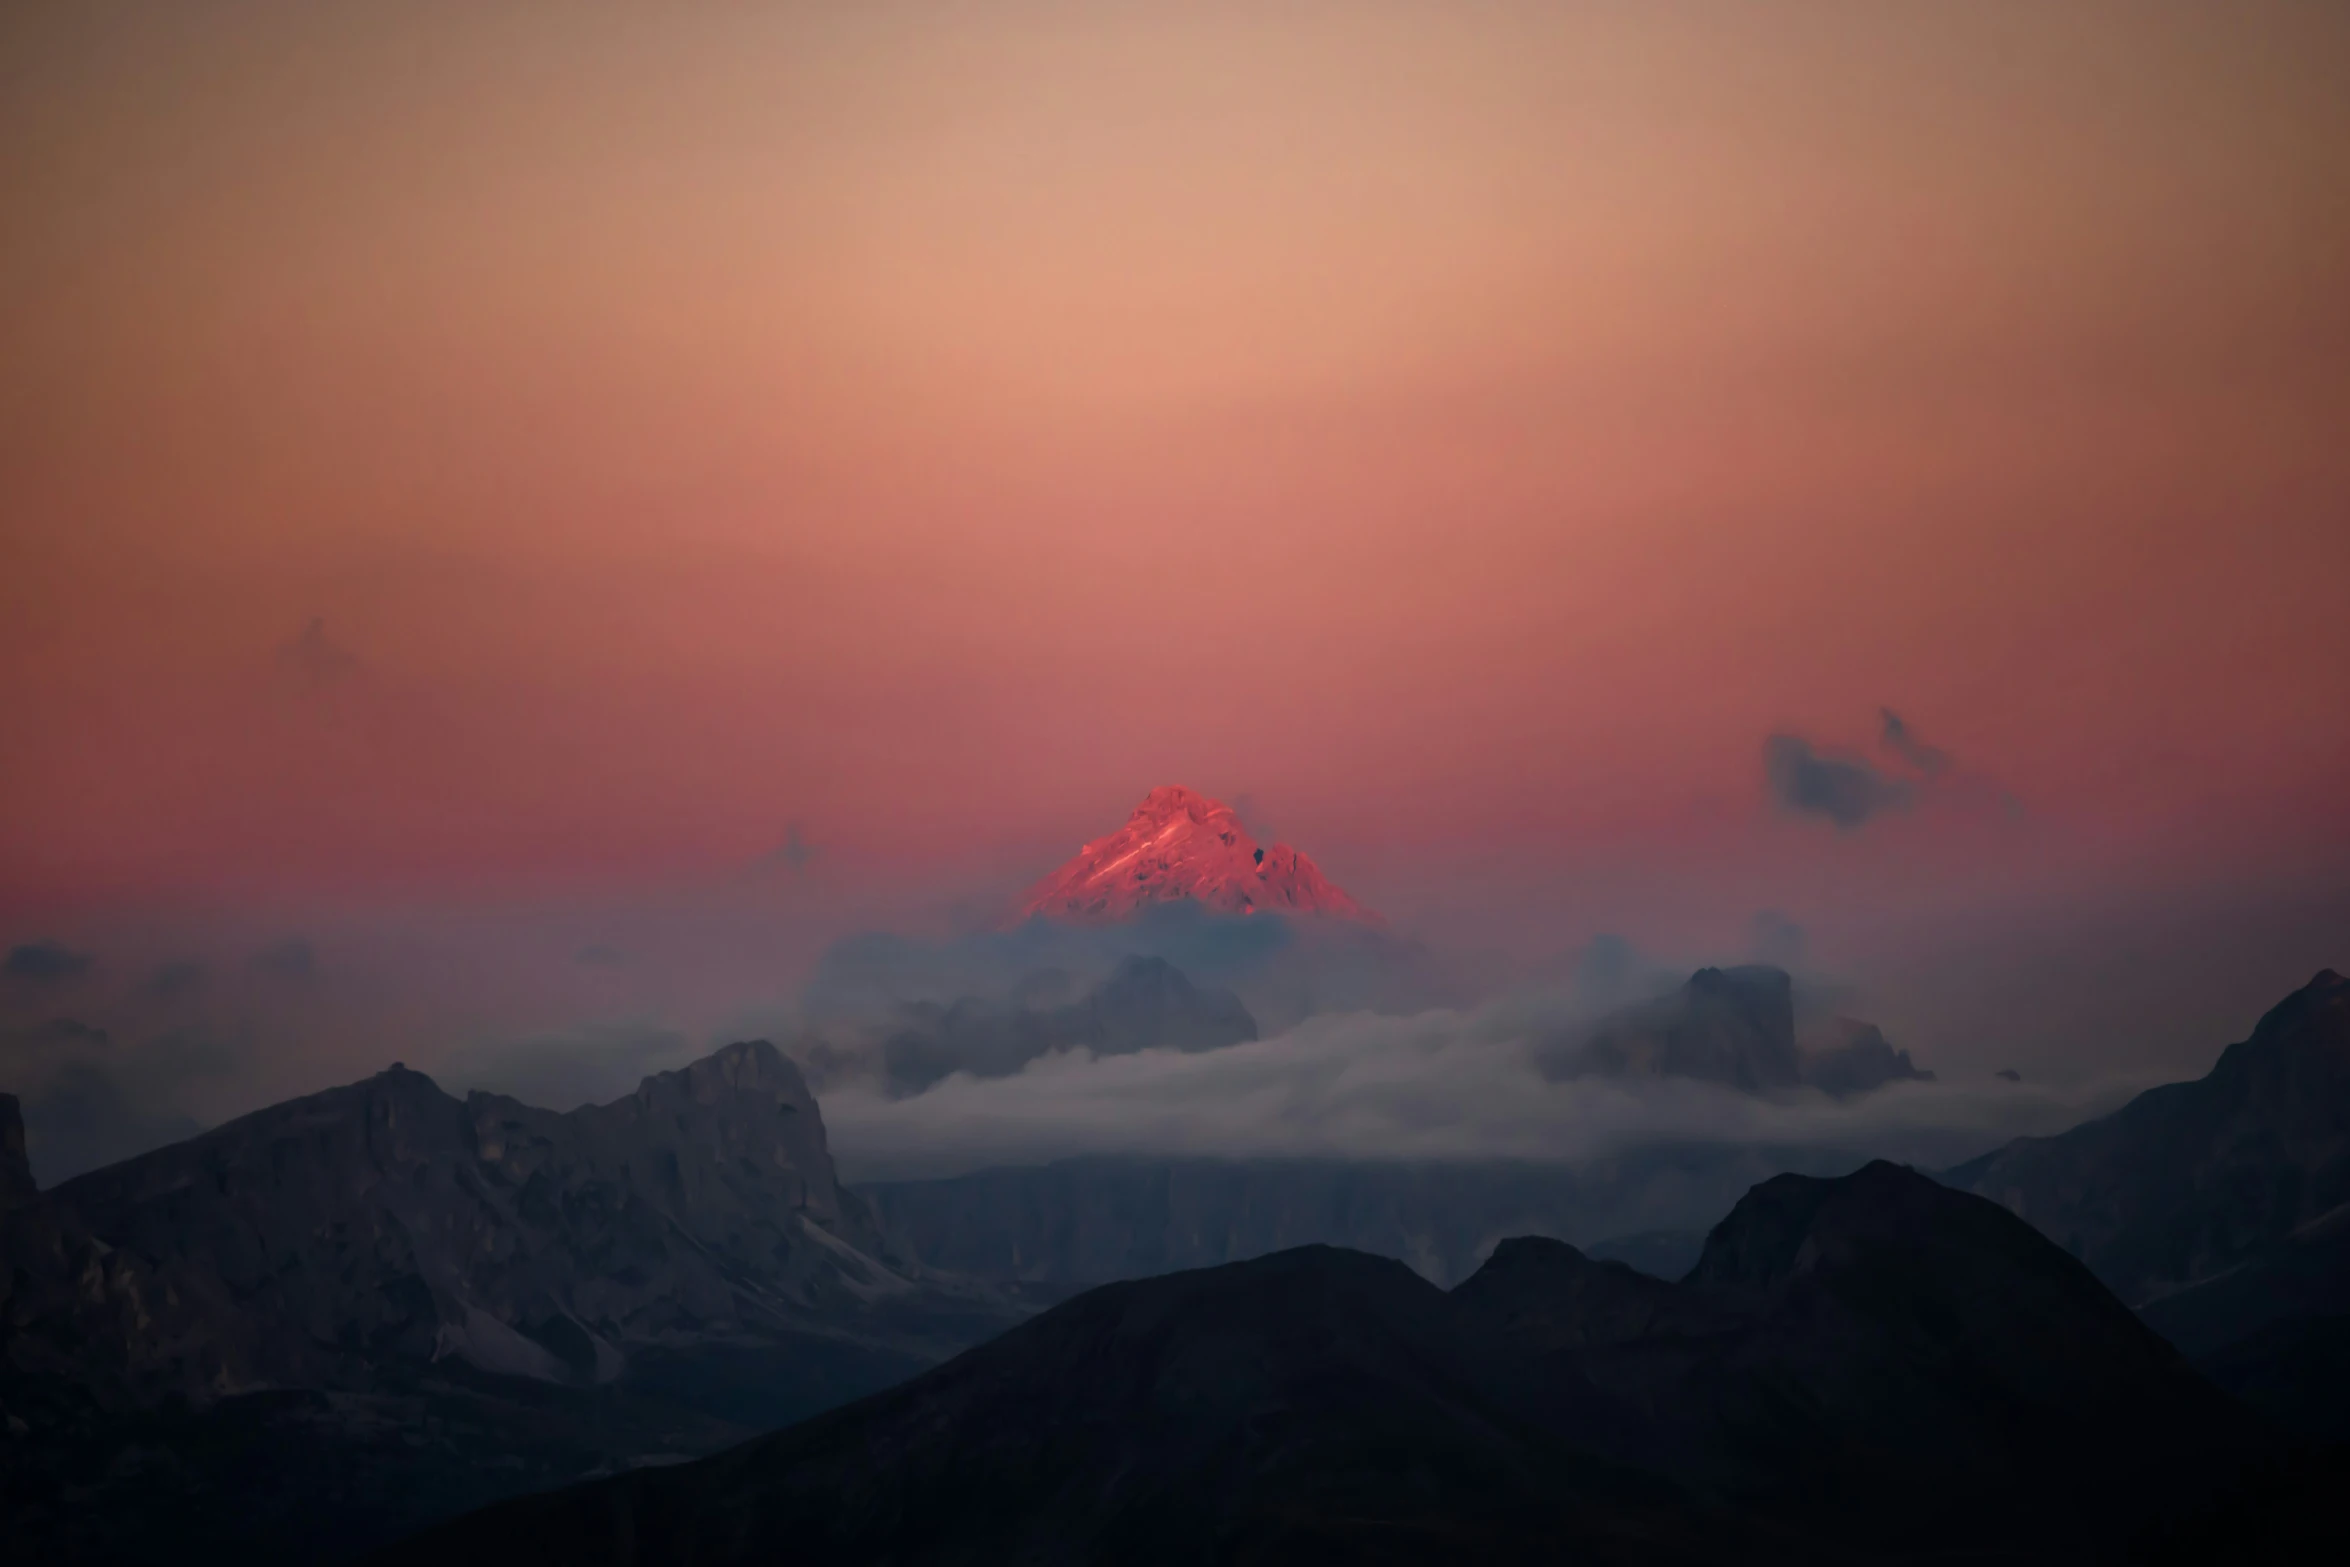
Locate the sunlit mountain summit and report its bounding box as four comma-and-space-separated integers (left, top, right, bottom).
1019, 785, 1377, 926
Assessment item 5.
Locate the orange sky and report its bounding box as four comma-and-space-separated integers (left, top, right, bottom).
5, 0, 2347, 965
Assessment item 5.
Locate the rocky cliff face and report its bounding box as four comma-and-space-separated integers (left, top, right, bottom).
1019, 786, 1375, 924
1532, 965, 1932, 1096
0, 1041, 955, 1406
1949, 968, 2350, 1306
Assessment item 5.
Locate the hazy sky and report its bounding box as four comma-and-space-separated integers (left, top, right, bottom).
3, 2, 2346, 1133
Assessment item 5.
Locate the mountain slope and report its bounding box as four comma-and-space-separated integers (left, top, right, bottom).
1020, 786, 1376, 924
1947, 968, 2350, 1307
0, 1041, 957, 1405
383, 1162, 2264, 1566
0, 1043, 1017, 1561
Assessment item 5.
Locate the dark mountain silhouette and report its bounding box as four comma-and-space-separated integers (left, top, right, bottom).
380, 1162, 2266, 1566
1948, 969, 2350, 1438
0, 1043, 1018, 1561
1949, 969, 2349, 1305
864, 1147, 1868, 1290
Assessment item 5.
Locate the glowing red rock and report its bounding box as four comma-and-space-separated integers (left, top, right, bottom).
1019, 786, 1378, 925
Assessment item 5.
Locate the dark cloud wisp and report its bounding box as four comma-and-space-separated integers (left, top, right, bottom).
1879, 708, 1953, 776
1762, 735, 1912, 829
4, 941, 92, 984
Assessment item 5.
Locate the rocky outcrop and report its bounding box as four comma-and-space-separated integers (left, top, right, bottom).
0, 1042, 967, 1407
1020, 786, 1376, 924
1798, 1016, 1935, 1097
1532, 966, 1929, 1097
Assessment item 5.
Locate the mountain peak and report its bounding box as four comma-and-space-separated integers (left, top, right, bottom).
1020, 786, 1376, 925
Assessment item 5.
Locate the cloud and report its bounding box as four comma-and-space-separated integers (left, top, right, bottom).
1878, 707, 1953, 776
818, 996, 2150, 1182
4, 940, 92, 983
1762, 734, 1912, 828
573, 944, 625, 969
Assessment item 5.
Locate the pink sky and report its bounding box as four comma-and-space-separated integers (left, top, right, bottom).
4, 3, 2346, 1063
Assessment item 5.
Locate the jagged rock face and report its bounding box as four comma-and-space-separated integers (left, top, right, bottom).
1536, 965, 1805, 1091
1533, 966, 1929, 1097
1799, 1016, 1934, 1097
0, 1042, 924, 1404
1949, 968, 2350, 1306
0, 1093, 31, 1208
1020, 785, 1375, 924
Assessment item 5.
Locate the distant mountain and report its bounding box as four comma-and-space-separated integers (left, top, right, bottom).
1534, 965, 1934, 1097
380, 1163, 2266, 1565
1948, 968, 2350, 1439
812, 954, 1258, 1098
0, 1043, 1017, 1561
1020, 786, 1376, 924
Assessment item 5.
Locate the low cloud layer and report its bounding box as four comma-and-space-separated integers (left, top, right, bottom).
818, 999, 2149, 1182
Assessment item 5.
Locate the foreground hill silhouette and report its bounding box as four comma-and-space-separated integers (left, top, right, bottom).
381, 1162, 2268, 1565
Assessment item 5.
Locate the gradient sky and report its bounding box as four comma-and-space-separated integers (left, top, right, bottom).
4, 2, 2347, 1109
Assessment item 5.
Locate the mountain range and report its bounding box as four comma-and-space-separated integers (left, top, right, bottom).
377, 1162, 2276, 1566
0, 1043, 1019, 1560
7, 965, 2348, 1560
1950, 967, 2350, 1438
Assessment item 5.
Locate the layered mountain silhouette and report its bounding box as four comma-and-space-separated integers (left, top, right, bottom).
864, 1146, 1857, 1291
1535, 964, 1934, 1097
0, 1043, 1017, 1560
1950, 967, 2350, 1437
382, 1162, 2266, 1565
1021, 785, 1376, 924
